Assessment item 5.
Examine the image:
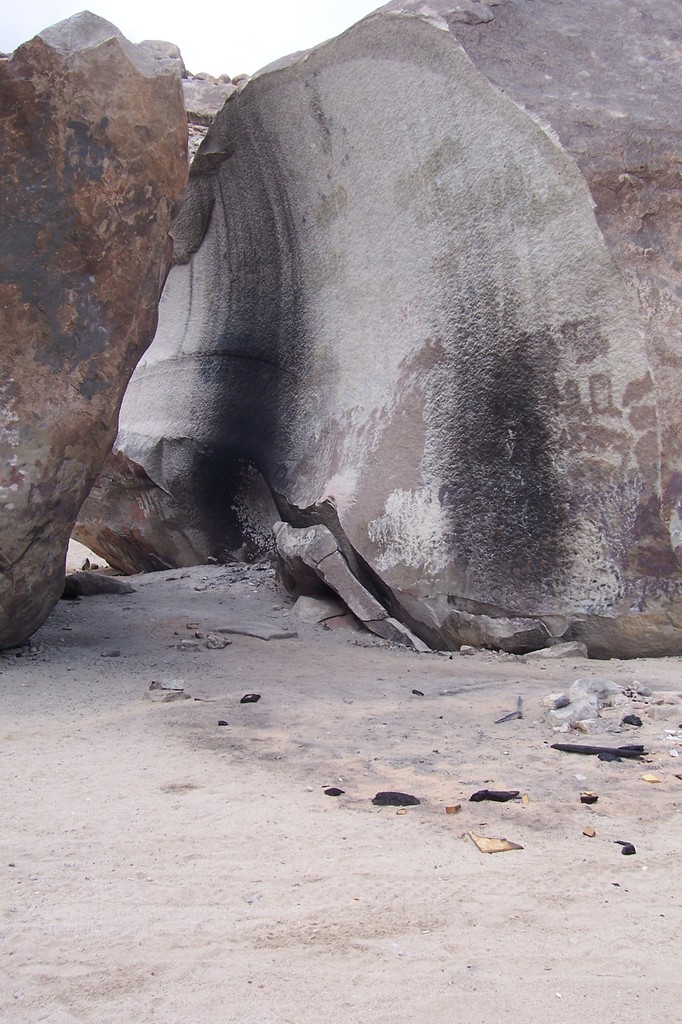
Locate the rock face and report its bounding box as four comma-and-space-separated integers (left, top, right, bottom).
80, 0, 682, 657
0, 13, 187, 648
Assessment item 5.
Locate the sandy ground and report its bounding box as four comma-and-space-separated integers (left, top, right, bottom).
1, 560, 681, 1024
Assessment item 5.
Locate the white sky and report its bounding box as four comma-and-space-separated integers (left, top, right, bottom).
1, 1, 384, 76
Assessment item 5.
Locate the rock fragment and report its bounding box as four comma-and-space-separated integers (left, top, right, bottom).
525, 642, 589, 660
275, 523, 429, 652
62, 572, 135, 598
205, 634, 231, 649
292, 595, 346, 623
372, 792, 420, 807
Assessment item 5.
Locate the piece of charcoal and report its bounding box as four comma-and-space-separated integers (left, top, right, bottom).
621, 714, 642, 727
412, 689, 424, 697
551, 743, 645, 759
598, 751, 622, 762
240, 693, 261, 704
218, 720, 228, 726
372, 791, 420, 807
580, 792, 599, 804
469, 790, 520, 802
615, 841, 636, 856
324, 787, 345, 797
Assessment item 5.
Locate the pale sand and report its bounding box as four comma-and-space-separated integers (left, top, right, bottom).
1, 562, 681, 1023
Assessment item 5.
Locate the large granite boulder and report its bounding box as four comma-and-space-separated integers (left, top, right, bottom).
0, 13, 187, 648
80, 0, 682, 656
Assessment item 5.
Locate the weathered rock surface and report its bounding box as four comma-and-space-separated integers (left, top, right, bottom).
81, 0, 682, 657
0, 13, 187, 647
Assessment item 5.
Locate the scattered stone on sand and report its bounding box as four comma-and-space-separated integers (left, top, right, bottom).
551, 742, 646, 759
240, 694, 261, 704
62, 573, 136, 599
205, 634, 231, 650
324, 787, 344, 797
495, 696, 524, 723
469, 790, 520, 803
176, 640, 200, 652
468, 833, 524, 855
100, 649, 121, 658
583, 827, 596, 838
216, 622, 297, 641
372, 792, 420, 807
546, 677, 629, 728
146, 680, 191, 702
616, 841, 636, 856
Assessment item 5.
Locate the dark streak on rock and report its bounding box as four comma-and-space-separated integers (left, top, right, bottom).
433, 283, 570, 600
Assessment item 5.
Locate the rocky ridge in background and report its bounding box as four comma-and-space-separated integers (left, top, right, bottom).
0, 12, 187, 647
138, 37, 246, 158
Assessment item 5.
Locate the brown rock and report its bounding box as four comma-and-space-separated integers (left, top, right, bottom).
74, 450, 206, 573
0, 13, 187, 648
